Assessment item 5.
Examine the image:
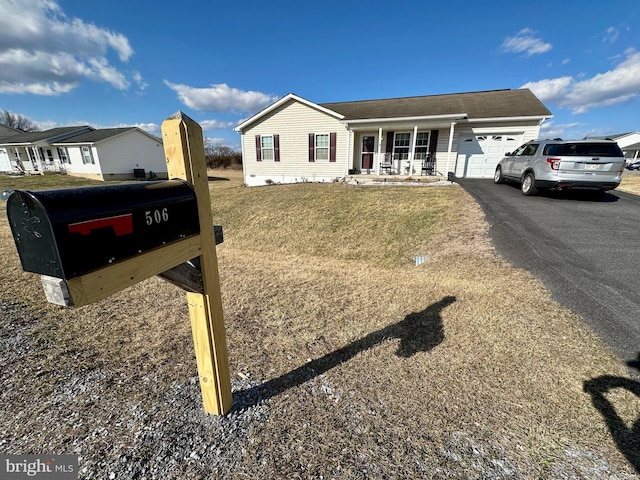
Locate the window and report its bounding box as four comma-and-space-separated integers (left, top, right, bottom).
308, 133, 337, 162
393, 132, 410, 160
57, 147, 69, 164
512, 144, 538, 156
261, 135, 274, 161
81, 146, 94, 164
315, 134, 329, 161
414, 132, 431, 159
255, 134, 280, 161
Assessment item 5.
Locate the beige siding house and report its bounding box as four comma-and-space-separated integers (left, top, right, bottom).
235, 89, 553, 186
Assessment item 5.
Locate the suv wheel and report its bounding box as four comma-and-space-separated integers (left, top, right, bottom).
494, 166, 504, 184
521, 172, 538, 196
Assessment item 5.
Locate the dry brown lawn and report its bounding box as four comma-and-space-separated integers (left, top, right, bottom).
0, 170, 638, 478
619, 172, 640, 196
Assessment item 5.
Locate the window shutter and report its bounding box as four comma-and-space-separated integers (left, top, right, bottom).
429, 129, 439, 155
308, 133, 315, 162
329, 132, 337, 162
274, 134, 280, 162
385, 132, 394, 154
255, 135, 262, 161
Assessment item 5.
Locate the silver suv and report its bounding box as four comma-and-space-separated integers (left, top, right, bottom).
494, 139, 626, 196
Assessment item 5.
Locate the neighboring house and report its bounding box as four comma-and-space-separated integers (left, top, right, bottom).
0, 126, 94, 174
0, 125, 22, 171
0, 126, 168, 180
599, 132, 640, 162
53, 127, 167, 181
235, 89, 553, 186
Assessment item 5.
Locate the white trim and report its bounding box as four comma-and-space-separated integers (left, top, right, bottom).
409, 125, 418, 173
345, 128, 352, 175
467, 115, 552, 123
445, 122, 456, 176
377, 127, 383, 174
344, 113, 467, 125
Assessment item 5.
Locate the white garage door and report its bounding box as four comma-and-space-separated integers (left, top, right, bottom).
456, 134, 522, 178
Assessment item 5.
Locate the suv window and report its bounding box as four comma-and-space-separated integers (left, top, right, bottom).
513, 144, 539, 156
545, 142, 624, 157
543, 144, 563, 155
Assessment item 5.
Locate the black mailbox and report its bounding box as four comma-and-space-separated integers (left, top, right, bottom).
6, 179, 200, 280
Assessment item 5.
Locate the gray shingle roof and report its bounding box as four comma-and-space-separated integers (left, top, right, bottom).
54, 127, 135, 144
0, 126, 94, 144
319, 89, 552, 120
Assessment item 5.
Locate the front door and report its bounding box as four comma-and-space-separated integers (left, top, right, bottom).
361, 136, 375, 171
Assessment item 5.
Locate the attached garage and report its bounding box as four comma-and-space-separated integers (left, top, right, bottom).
455, 133, 523, 178
236, 89, 553, 185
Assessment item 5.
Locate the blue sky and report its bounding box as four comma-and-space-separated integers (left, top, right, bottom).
0, 0, 639, 150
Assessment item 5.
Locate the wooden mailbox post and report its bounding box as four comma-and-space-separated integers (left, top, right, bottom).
5, 112, 233, 415
161, 112, 233, 415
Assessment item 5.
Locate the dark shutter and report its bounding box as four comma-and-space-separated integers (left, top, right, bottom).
429, 129, 439, 155
329, 132, 337, 162
274, 134, 280, 162
385, 132, 394, 154
255, 135, 262, 161
308, 133, 315, 162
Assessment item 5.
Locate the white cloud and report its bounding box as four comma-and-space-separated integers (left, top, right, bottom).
204, 137, 228, 146
522, 49, 640, 113
501, 28, 552, 57
164, 81, 278, 113
199, 119, 236, 130
603, 27, 619, 44
0, 0, 134, 95
539, 120, 583, 139
133, 71, 148, 93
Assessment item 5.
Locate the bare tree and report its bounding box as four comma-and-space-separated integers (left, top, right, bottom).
0, 110, 40, 132
205, 144, 242, 169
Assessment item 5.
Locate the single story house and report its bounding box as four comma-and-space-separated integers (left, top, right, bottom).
235, 89, 553, 186
600, 132, 640, 162
0, 126, 168, 181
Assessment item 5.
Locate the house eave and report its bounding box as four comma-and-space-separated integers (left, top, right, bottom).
466, 115, 553, 123
343, 113, 468, 126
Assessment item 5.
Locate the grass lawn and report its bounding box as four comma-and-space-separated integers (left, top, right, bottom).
619, 172, 640, 195
0, 170, 638, 478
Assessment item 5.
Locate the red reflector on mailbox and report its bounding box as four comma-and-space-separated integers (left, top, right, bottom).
68, 213, 134, 236
6, 180, 200, 280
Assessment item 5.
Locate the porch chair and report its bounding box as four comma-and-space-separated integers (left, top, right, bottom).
380, 153, 393, 174
421, 154, 436, 176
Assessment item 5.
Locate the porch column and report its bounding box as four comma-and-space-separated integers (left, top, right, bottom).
445, 122, 457, 178
346, 127, 352, 175
31, 147, 44, 173
13, 148, 22, 172
377, 127, 383, 174
409, 125, 418, 174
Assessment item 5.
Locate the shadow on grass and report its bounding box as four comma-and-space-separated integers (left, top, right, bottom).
583, 368, 640, 473
234, 295, 456, 410
207, 176, 231, 182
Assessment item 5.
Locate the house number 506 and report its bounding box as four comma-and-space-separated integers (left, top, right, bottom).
145, 208, 169, 225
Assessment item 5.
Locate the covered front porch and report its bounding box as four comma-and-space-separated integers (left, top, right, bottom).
345, 117, 462, 177
0, 144, 65, 174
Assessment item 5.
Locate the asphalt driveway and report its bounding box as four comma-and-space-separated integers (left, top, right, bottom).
455, 178, 640, 374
